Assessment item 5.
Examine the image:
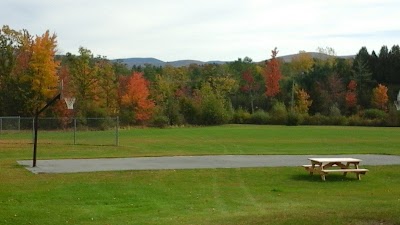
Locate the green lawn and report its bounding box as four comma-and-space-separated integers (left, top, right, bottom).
1, 125, 400, 224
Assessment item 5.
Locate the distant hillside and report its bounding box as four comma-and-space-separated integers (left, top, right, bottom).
277, 52, 355, 63
113, 58, 227, 68
113, 53, 355, 68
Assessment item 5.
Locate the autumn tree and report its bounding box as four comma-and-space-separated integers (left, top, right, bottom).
345, 80, 357, 114
0, 26, 59, 116
121, 72, 155, 124
371, 84, 388, 111
294, 88, 312, 114
316, 73, 345, 115
291, 51, 314, 74
240, 70, 260, 113
264, 47, 282, 98
289, 51, 314, 111
29, 31, 60, 110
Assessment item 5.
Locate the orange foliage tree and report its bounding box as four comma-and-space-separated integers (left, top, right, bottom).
264, 48, 282, 98
371, 84, 388, 111
121, 72, 155, 123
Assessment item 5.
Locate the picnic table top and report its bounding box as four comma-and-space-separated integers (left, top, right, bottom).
308, 158, 362, 163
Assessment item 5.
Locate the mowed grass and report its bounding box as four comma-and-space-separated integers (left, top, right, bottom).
1, 125, 400, 225
1, 125, 400, 160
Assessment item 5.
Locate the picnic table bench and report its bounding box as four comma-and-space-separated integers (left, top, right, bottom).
302, 158, 368, 181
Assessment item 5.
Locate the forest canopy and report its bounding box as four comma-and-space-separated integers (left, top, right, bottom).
1, 25, 400, 127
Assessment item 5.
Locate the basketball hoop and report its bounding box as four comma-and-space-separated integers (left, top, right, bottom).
64, 97, 76, 110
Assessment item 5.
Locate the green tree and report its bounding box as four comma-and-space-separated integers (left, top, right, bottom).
96, 58, 118, 116
352, 57, 374, 108
153, 65, 189, 125
194, 82, 231, 125
65, 47, 100, 117
0, 26, 17, 115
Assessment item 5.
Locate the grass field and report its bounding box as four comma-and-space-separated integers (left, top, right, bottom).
1, 125, 400, 224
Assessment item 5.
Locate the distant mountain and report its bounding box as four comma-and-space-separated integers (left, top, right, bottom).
113, 58, 227, 68
277, 52, 355, 63
113, 53, 355, 68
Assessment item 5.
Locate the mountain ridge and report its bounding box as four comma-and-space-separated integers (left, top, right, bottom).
113, 52, 355, 68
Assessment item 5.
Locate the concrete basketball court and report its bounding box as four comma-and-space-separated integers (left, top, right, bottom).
17, 154, 400, 174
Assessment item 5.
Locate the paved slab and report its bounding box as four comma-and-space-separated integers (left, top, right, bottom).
17, 154, 400, 174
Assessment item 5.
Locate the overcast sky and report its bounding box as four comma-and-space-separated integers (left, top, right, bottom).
2, 0, 400, 61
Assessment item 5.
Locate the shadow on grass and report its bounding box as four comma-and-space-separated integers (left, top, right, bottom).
291, 173, 363, 182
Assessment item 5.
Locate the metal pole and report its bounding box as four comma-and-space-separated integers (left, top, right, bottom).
32, 118, 35, 143
33, 114, 38, 167
32, 93, 61, 167
0, 118, 2, 135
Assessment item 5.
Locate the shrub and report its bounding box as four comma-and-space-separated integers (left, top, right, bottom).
362, 109, 387, 120
199, 97, 231, 125
385, 105, 400, 127
286, 112, 301, 126
327, 116, 348, 126
269, 102, 287, 125
250, 110, 270, 124
329, 104, 341, 117
303, 113, 329, 125
233, 108, 251, 124
180, 97, 199, 125
151, 115, 169, 128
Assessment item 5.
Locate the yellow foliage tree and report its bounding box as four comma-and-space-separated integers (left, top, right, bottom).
294, 88, 312, 114
291, 51, 314, 74
29, 31, 59, 109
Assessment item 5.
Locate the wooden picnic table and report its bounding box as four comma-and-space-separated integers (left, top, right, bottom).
302, 158, 368, 181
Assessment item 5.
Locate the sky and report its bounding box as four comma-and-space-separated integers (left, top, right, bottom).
2, 0, 400, 62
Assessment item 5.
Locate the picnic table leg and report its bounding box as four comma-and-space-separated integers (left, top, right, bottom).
320, 164, 326, 181
343, 162, 350, 177
355, 163, 361, 180
310, 163, 317, 175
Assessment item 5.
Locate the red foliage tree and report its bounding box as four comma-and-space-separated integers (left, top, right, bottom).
121, 72, 155, 123
264, 48, 282, 98
345, 80, 357, 110
240, 70, 260, 113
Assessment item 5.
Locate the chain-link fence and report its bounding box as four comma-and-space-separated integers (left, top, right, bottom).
0, 117, 119, 146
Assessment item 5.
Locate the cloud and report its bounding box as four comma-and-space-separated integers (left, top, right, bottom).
2, 0, 400, 61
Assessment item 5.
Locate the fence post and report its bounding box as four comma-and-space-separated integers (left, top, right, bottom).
0, 118, 2, 135
115, 116, 119, 146
74, 118, 76, 145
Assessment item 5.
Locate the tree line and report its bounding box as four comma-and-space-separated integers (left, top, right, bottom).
1, 25, 400, 127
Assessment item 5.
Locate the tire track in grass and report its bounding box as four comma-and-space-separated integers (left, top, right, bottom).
235, 168, 263, 212
211, 170, 228, 214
